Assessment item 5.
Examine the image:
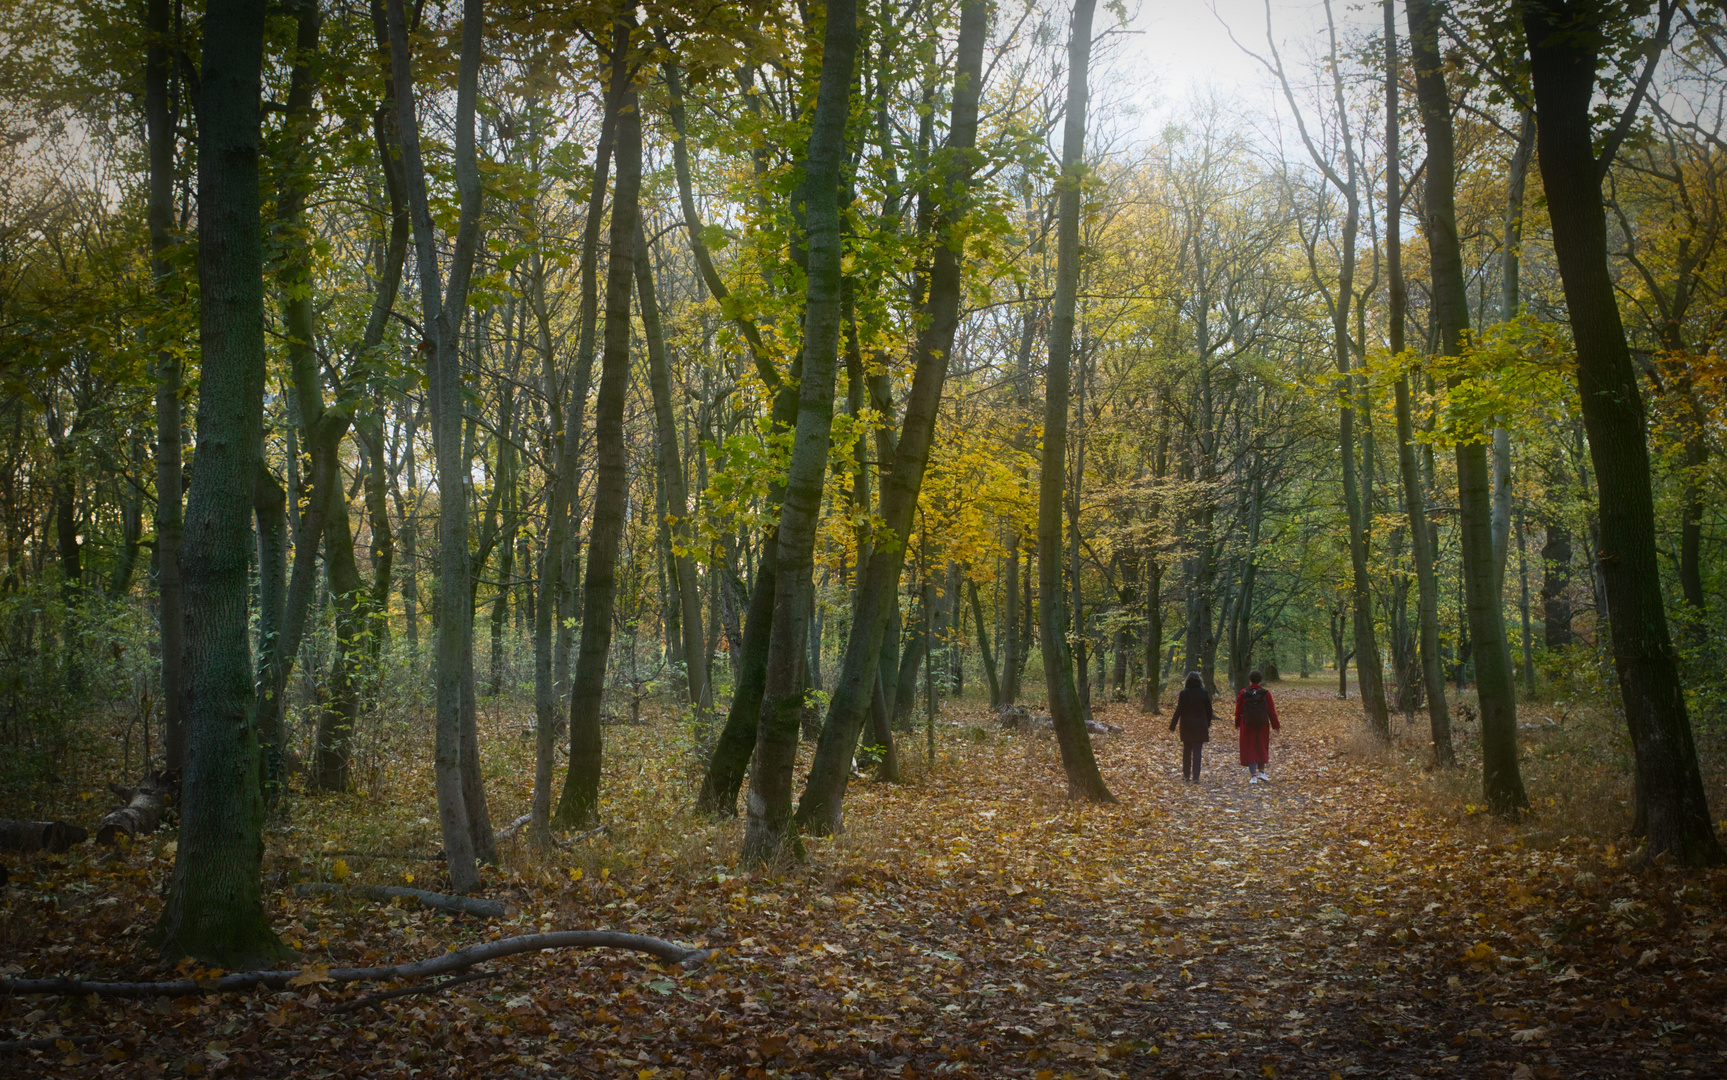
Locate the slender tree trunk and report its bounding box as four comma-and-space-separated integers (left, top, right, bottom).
555, 33, 641, 828
741, 0, 857, 862
145, 0, 186, 777
388, 0, 488, 891
1385, 0, 1452, 765
636, 218, 712, 732
253, 467, 288, 808
150, 0, 284, 968
969, 578, 1001, 709
1523, 0, 1721, 863
1410, 0, 1522, 808
1002, 541, 1020, 704
1492, 111, 1534, 591
1039, 0, 1112, 803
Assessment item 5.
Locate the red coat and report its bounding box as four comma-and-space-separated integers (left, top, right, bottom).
1234, 684, 1280, 765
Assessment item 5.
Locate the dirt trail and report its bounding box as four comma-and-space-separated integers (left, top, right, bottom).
4, 681, 1723, 1079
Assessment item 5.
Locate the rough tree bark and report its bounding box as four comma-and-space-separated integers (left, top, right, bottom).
148, 0, 286, 969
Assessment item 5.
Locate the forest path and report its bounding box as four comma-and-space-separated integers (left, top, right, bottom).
5, 682, 1723, 1079
798, 680, 1724, 1079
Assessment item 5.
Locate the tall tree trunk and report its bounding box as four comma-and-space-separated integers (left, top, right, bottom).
1271, 0, 1390, 736
150, 0, 284, 968
1411, 0, 1522, 809
1523, 0, 1720, 863
1002, 541, 1020, 704
1385, 0, 1452, 766
253, 467, 287, 808
1492, 111, 1535, 591
388, 0, 488, 891
1541, 523, 1572, 648
145, 0, 186, 775
636, 218, 712, 732
531, 44, 618, 841
555, 28, 641, 828
969, 578, 1001, 709
741, 0, 857, 862
1039, 0, 1112, 803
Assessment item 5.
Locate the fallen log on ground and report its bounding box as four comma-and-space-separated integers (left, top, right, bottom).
0, 929, 713, 997
0, 820, 88, 854
96, 772, 170, 845
293, 883, 509, 918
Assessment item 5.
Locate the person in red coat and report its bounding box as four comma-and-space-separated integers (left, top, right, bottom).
1234, 669, 1280, 783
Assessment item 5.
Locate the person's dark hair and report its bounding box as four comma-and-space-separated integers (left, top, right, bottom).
1249, 669, 1263, 685
1184, 671, 1204, 690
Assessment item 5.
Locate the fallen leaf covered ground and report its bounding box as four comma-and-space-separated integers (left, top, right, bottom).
4, 679, 1726, 1078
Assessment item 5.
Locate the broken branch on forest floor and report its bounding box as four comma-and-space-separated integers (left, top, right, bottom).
0, 930, 713, 998
329, 969, 497, 1013
292, 883, 509, 918
0, 1033, 106, 1054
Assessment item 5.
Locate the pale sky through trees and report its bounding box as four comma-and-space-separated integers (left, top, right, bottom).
1124, 0, 1381, 132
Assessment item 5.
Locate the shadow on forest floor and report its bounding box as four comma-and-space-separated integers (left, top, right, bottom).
4, 679, 1726, 1078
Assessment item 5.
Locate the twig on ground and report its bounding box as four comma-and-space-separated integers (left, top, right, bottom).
316, 850, 446, 862
329, 969, 497, 1013
0, 1034, 107, 1054
0, 930, 714, 997
293, 883, 509, 918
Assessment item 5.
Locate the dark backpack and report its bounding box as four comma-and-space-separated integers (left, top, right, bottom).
1241, 686, 1270, 728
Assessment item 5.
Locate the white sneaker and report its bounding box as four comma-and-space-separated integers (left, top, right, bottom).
1248, 774, 1260, 784
1259, 773, 1272, 783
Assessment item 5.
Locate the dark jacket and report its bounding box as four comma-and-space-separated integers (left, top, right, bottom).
1168, 685, 1215, 744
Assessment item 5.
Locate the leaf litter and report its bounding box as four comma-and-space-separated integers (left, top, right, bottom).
3, 682, 1725, 1078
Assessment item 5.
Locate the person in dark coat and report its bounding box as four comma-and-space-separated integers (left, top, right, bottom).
1234, 669, 1281, 783
1168, 672, 1215, 782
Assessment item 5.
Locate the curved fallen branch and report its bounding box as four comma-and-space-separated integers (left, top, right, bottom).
293, 882, 508, 918
0, 930, 713, 997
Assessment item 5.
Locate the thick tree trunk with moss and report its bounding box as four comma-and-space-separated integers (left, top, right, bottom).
555, 39, 642, 829
1522, 0, 1721, 864
1409, 0, 1519, 806
1039, 0, 1113, 803
150, 0, 285, 970
740, 0, 857, 863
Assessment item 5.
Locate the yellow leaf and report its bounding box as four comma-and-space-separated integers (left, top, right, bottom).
331, 859, 350, 883
287, 965, 332, 988
1462, 942, 1495, 962
569, 867, 583, 882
